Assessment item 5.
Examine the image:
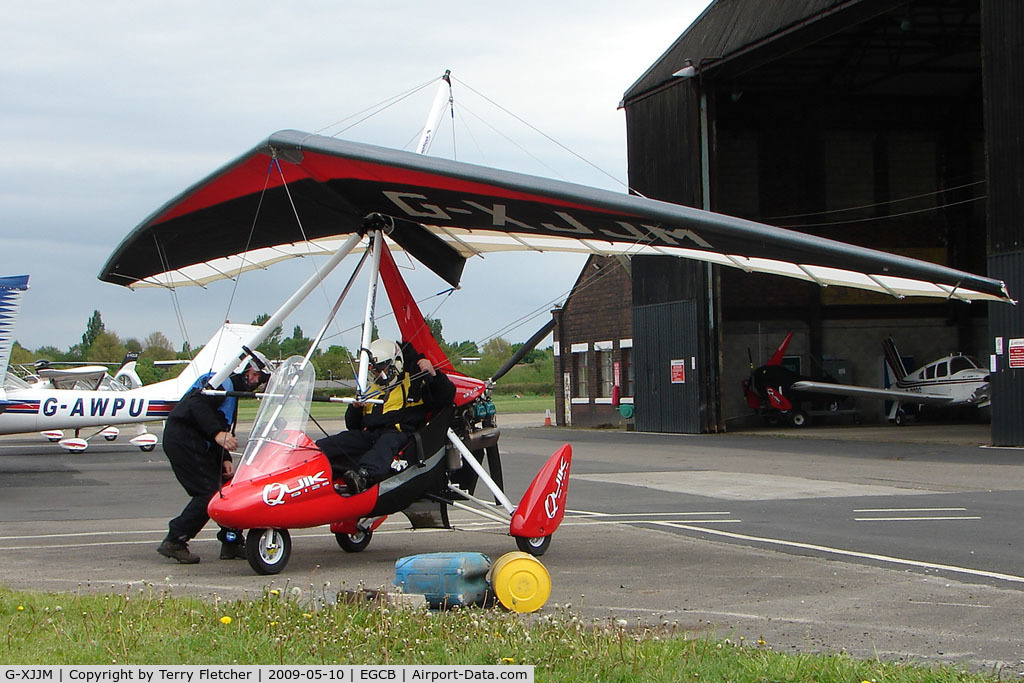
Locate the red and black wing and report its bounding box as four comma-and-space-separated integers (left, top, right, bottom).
99, 129, 1012, 303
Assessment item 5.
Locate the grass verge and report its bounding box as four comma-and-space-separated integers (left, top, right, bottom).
0, 586, 1003, 680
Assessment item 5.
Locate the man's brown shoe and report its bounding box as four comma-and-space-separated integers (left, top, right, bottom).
157, 539, 200, 564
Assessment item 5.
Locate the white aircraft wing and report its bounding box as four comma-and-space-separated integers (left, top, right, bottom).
99, 130, 1013, 304
791, 380, 957, 405
36, 366, 110, 391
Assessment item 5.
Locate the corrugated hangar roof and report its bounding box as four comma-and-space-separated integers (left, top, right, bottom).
623, 0, 981, 104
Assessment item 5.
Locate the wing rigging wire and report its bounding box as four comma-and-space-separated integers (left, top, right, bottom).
452, 76, 645, 198
766, 179, 986, 221
777, 195, 986, 229
312, 77, 439, 140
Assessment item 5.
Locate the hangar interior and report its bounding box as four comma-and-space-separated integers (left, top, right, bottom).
553, 0, 1023, 437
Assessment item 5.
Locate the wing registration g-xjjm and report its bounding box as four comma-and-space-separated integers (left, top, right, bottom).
98, 130, 1013, 304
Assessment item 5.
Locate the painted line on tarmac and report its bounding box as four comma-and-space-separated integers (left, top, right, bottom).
853, 506, 979, 522
0, 529, 167, 541
0, 526, 454, 551
568, 509, 732, 518
854, 507, 968, 512
854, 516, 980, 521
651, 521, 1024, 584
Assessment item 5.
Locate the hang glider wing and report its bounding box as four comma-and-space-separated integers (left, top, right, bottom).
791, 380, 957, 405
99, 130, 1013, 304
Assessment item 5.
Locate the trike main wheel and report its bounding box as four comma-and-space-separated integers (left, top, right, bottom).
335, 530, 372, 553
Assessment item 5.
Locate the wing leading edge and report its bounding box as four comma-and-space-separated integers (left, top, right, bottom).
99, 130, 1013, 304
791, 380, 958, 405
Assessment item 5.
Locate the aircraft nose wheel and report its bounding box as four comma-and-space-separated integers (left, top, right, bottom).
334, 530, 372, 553
514, 535, 551, 556
246, 528, 291, 574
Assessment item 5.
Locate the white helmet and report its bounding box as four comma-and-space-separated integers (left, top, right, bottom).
368, 339, 403, 382
239, 349, 272, 380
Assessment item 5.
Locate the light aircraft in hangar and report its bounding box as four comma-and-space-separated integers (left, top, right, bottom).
0, 275, 262, 452
97, 124, 1013, 574
792, 337, 991, 425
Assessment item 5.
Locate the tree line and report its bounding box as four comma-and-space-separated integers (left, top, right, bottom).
10, 311, 554, 393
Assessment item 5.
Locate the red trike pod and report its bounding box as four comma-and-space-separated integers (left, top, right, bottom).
510, 443, 572, 539
208, 430, 377, 530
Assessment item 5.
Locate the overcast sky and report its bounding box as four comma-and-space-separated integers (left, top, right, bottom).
2, 1, 710, 355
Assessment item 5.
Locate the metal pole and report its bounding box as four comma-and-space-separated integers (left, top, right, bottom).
416, 70, 452, 155
356, 230, 384, 396
205, 231, 363, 389
447, 428, 515, 513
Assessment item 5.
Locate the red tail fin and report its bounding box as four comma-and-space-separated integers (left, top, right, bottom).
511, 444, 572, 539
767, 332, 793, 366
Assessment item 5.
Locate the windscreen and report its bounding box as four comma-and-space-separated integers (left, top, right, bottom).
236, 355, 317, 478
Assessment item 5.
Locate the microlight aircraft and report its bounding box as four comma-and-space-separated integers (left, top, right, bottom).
792, 337, 991, 425
0, 275, 262, 452
98, 129, 1013, 573
741, 332, 851, 427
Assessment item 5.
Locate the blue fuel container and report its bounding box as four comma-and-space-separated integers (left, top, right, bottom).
393, 552, 491, 608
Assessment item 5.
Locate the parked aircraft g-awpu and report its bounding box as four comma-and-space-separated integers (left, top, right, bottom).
95, 128, 1014, 574
0, 275, 261, 452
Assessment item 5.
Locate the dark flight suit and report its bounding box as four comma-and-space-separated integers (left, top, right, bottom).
162, 373, 243, 545
317, 363, 455, 484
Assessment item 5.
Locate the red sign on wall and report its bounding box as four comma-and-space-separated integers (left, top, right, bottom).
670, 359, 686, 384
1009, 338, 1024, 369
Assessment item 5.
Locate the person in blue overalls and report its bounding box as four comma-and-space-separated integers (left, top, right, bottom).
157, 352, 271, 564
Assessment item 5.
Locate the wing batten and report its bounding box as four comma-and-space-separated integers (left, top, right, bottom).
98, 130, 1013, 303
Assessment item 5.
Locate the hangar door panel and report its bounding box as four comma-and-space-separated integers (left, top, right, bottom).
633, 300, 700, 433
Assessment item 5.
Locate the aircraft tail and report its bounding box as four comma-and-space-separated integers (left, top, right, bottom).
113, 351, 142, 389
766, 332, 794, 366
0, 276, 30, 380
149, 323, 263, 397
882, 336, 908, 382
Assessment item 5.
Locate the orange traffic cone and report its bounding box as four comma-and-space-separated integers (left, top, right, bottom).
544, 409, 552, 427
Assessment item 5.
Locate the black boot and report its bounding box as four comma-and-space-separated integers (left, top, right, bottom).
219, 541, 247, 560
341, 468, 369, 494
216, 528, 246, 559
157, 539, 200, 564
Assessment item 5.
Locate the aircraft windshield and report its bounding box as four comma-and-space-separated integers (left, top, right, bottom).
4, 372, 31, 390
236, 355, 317, 478
949, 355, 979, 373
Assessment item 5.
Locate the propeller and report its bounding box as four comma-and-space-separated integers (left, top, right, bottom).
487, 318, 556, 387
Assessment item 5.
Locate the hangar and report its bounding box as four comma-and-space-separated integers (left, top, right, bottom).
551, 0, 1024, 445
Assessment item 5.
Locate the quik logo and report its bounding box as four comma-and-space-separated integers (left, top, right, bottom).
543, 458, 570, 519
263, 471, 329, 506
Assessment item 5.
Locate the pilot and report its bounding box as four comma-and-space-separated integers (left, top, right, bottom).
317, 339, 454, 493
156, 352, 271, 564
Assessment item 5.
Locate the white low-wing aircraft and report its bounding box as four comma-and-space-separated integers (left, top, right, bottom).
0, 275, 261, 452
791, 337, 990, 425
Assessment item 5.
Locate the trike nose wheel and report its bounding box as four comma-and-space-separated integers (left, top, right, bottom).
246, 528, 292, 574
514, 534, 551, 556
